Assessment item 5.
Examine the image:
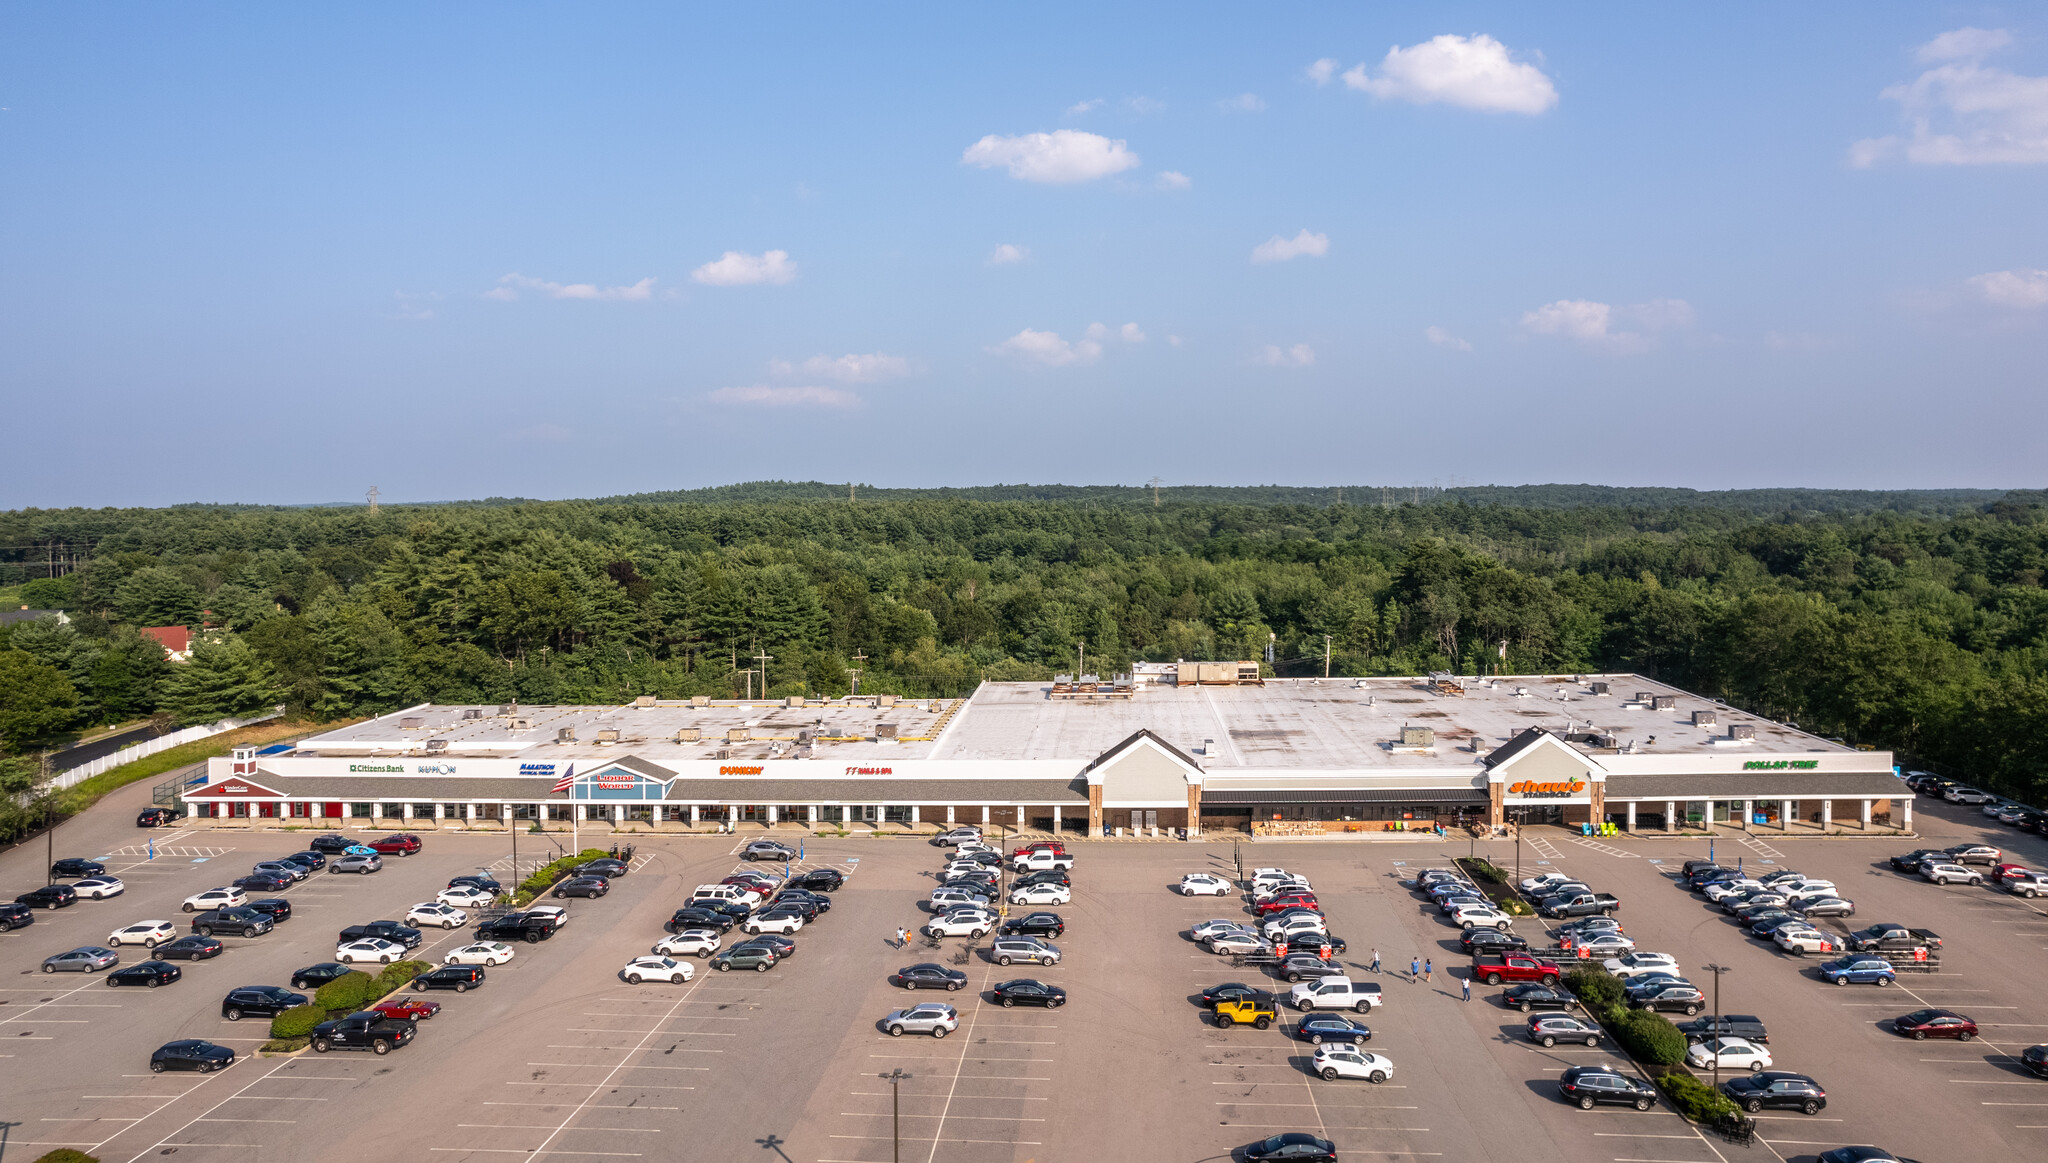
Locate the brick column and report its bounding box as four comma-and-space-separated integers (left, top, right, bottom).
1487, 779, 1505, 828
1087, 784, 1104, 834
1186, 782, 1202, 837
1587, 778, 1605, 828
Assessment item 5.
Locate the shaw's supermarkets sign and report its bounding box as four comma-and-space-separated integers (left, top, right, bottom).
1507, 779, 1586, 799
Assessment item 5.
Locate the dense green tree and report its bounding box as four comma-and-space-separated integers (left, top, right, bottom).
112, 567, 204, 627
0, 650, 79, 750
158, 635, 275, 724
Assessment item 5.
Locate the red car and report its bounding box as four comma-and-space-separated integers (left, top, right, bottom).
1893, 1008, 1978, 1040
372, 997, 443, 1021
1255, 892, 1319, 916
721, 875, 775, 896
1992, 863, 2037, 884
369, 834, 423, 856
1013, 842, 1067, 857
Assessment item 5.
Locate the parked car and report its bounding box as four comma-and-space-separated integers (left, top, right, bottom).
989, 937, 1061, 966
1277, 954, 1348, 983
1206, 930, 1272, 956
438, 885, 497, 908
925, 910, 995, 939
791, 868, 844, 891
1179, 873, 1232, 896
668, 907, 737, 934
192, 907, 273, 938
1529, 1014, 1602, 1047
406, 903, 468, 930
553, 876, 610, 899
1460, 928, 1530, 954
306, 834, 356, 854
1676, 1015, 1770, 1045
412, 965, 485, 991
743, 840, 797, 861
1312, 1044, 1395, 1083
339, 921, 422, 949
443, 941, 516, 966
1819, 956, 1897, 986
621, 955, 694, 984
370, 996, 441, 1021
368, 833, 423, 856
251, 861, 307, 882
71, 875, 126, 900
2022, 1045, 2048, 1078
883, 1002, 958, 1037
1891, 1008, 1978, 1040
158, 935, 224, 961
0, 901, 33, 932
1604, 952, 1679, 980
108, 920, 178, 948
1795, 897, 1857, 918
290, 962, 354, 990
1686, 1037, 1774, 1072
221, 985, 306, 1019
1009, 883, 1071, 906
232, 872, 292, 894
1721, 1071, 1827, 1115
1887, 849, 1947, 872
654, 930, 722, 958
336, 937, 407, 964
2009, 872, 2048, 898
330, 854, 382, 874
1630, 984, 1707, 1014
990, 979, 1066, 1008
1775, 927, 1842, 956
1243, 1134, 1336, 1162
1201, 982, 1270, 1009
105, 958, 180, 987
1558, 1064, 1658, 1110
930, 828, 982, 847
709, 945, 779, 972
150, 1039, 235, 1072
137, 807, 177, 827
18, 884, 80, 910
311, 1010, 417, 1053
1296, 1014, 1373, 1045
1504, 983, 1576, 1013
1289, 976, 1381, 1013
1451, 903, 1515, 931
893, 963, 968, 991
1003, 912, 1065, 938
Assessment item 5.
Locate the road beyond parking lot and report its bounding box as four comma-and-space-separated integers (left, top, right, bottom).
2, 776, 2043, 1162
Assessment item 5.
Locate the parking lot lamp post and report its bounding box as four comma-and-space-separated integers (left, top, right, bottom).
880, 1068, 911, 1162
1703, 963, 1730, 1091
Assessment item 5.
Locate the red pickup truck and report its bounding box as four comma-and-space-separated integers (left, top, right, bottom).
1472, 952, 1562, 986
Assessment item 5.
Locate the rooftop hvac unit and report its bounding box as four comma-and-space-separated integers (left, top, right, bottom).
675, 727, 701, 743
424, 739, 448, 752
510, 717, 531, 730
1651, 695, 1676, 710
726, 727, 751, 743
875, 722, 899, 740
1589, 682, 1610, 695
1399, 725, 1435, 748
633, 695, 656, 708
714, 747, 731, 760
556, 727, 576, 743
1729, 724, 1757, 741
786, 696, 806, 708
878, 693, 897, 708
794, 744, 814, 759
690, 696, 710, 708
595, 728, 620, 743
399, 716, 424, 730
461, 708, 482, 720
1692, 710, 1719, 727
497, 703, 517, 716
797, 728, 815, 744
1634, 692, 1652, 704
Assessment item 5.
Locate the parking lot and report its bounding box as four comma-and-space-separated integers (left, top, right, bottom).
3, 770, 2044, 1162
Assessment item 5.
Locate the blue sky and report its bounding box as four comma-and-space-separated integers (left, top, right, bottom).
3, 4, 2045, 507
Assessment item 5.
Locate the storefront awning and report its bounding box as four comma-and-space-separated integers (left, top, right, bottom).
1202, 787, 1487, 805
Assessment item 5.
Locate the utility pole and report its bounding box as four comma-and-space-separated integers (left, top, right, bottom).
1146, 476, 1163, 507
1703, 963, 1731, 1092
849, 482, 855, 503
367, 485, 380, 516
1077, 639, 1085, 677
848, 650, 867, 696
880, 1068, 912, 1162
1324, 635, 1332, 679
754, 647, 774, 697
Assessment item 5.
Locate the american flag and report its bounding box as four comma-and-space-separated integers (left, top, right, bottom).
552, 765, 576, 794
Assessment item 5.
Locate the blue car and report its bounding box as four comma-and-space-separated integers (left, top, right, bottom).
1819, 956, 1896, 986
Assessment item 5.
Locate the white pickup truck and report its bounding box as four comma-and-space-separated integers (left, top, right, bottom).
1011, 850, 1076, 872
1289, 975, 1382, 1014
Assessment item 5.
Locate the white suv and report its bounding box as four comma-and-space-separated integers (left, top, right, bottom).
181, 887, 248, 913
1921, 862, 1981, 885
654, 930, 721, 957
925, 909, 995, 938
1451, 903, 1513, 931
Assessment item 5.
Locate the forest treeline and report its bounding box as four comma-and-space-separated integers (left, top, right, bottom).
2, 489, 2045, 805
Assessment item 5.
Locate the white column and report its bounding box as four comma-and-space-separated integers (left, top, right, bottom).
766, 806, 778, 824
1822, 800, 1832, 831
909, 805, 920, 824
1741, 800, 1753, 830
401, 803, 412, 820
981, 805, 991, 827
1626, 801, 1637, 833
728, 806, 739, 827
690, 804, 700, 824
1782, 799, 1795, 831
1015, 805, 1024, 833
945, 805, 955, 824
1860, 799, 1871, 830
807, 805, 818, 826
1901, 798, 1912, 831
466, 803, 478, 820
1664, 800, 1676, 832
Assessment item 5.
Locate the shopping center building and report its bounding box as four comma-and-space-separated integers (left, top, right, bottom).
183, 670, 1913, 836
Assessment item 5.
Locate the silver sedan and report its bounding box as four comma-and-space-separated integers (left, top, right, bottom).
44, 946, 119, 973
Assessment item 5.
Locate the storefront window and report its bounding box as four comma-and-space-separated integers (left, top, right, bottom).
289, 802, 311, 818
883, 805, 910, 823
625, 805, 654, 822
511, 804, 539, 820
546, 805, 573, 820
410, 804, 436, 818
778, 805, 807, 821
349, 803, 374, 818
441, 804, 463, 819
475, 803, 502, 819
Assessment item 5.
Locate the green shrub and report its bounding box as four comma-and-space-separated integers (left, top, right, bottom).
1613, 1008, 1689, 1065
313, 970, 376, 1013
1657, 1071, 1738, 1122
269, 1003, 325, 1040
260, 1036, 311, 1054
516, 847, 612, 901
373, 959, 430, 994
32, 1150, 101, 1163
1565, 967, 1625, 1011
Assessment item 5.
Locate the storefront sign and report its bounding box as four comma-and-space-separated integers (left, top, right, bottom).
719, 766, 765, 775
844, 766, 894, 776
1742, 760, 1819, 770
579, 766, 667, 801
349, 764, 407, 773
1508, 779, 1585, 798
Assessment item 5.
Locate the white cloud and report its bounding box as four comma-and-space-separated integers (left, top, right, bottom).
1342, 33, 1558, 114
485, 273, 656, 301
771, 352, 913, 382
1155, 170, 1192, 191
1258, 343, 1316, 367
987, 243, 1029, 265
381, 291, 440, 321
1126, 96, 1167, 115
1970, 268, 2048, 307
989, 328, 1103, 367
707, 385, 859, 408
1522, 297, 1694, 352
1306, 58, 1339, 86
1251, 229, 1330, 264
1086, 321, 1146, 343
961, 130, 1140, 183
1065, 98, 1103, 116
1219, 93, 1266, 112
1167, 334, 1183, 347
1424, 325, 1471, 351
1850, 28, 2048, 165
690, 250, 797, 286
1920, 27, 2013, 62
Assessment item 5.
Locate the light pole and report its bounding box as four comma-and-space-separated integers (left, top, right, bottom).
1703, 963, 1731, 1092
880, 1068, 911, 1162
1510, 808, 1526, 886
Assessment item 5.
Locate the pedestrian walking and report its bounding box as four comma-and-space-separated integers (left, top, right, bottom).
1462, 974, 1471, 1002
1424, 958, 1433, 983
895, 926, 907, 949
1410, 956, 1421, 981
1370, 948, 1381, 974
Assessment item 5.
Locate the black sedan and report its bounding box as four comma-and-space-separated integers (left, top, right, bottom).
222, 985, 307, 1019
151, 1039, 236, 1073
575, 858, 630, 878
52, 858, 106, 878
158, 935, 225, 961
286, 851, 328, 871
2021, 1044, 2048, 1078
107, 961, 181, 988
954, 849, 1005, 867
292, 963, 354, 990
249, 898, 293, 923
1558, 1064, 1658, 1111
553, 876, 609, 899
1460, 928, 1530, 953
791, 868, 844, 891
233, 873, 293, 893
775, 888, 832, 912
737, 933, 796, 959
893, 963, 968, 991
1014, 870, 1071, 888
1630, 984, 1706, 1014
1202, 982, 1270, 1008
668, 907, 737, 934
448, 873, 500, 894
990, 979, 1065, 1008
1504, 984, 1575, 1012
1281, 931, 1347, 956
307, 834, 356, 855
1244, 1132, 1337, 1162
1002, 912, 1065, 938
137, 807, 177, 827
412, 965, 485, 991
1742, 909, 1798, 935
1888, 849, 1947, 872
16, 884, 78, 910
766, 898, 820, 922
1295, 1014, 1372, 1045
1721, 1071, 1827, 1114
